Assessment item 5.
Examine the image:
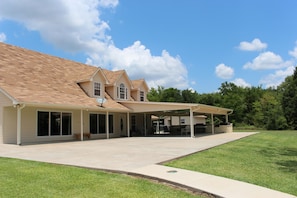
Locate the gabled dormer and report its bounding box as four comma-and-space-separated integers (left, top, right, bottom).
77, 67, 108, 98
103, 69, 132, 101
131, 79, 149, 102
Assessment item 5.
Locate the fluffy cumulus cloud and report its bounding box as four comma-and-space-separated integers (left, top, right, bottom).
243, 51, 292, 70
232, 78, 251, 88
0, 0, 189, 89
289, 42, 297, 59
0, 32, 6, 42
215, 63, 234, 79
260, 66, 295, 88
238, 38, 267, 51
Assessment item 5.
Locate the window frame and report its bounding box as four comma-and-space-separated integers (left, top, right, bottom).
37, 110, 72, 137
89, 113, 114, 134
140, 91, 144, 101
94, 82, 101, 97
119, 83, 125, 99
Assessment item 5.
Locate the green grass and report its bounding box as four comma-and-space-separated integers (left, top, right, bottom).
0, 158, 203, 198
165, 131, 297, 196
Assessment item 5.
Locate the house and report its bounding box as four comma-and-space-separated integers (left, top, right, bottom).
0, 42, 233, 145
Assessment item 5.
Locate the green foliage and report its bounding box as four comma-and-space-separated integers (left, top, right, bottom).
281, 67, 297, 129
147, 67, 297, 129
165, 131, 297, 196
160, 87, 183, 102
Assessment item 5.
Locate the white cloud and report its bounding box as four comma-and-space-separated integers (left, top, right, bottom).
88, 41, 189, 89
0, 0, 190, 89
232, 78, 251, 88
243, 51, 291, 70
289, 42, 297, 59
0, 32, 6, 42
238, 38, 267, 51
215, 63, 234, 79
260, 66, 295, 88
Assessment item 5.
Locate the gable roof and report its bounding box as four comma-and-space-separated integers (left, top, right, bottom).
102, 69, 132, 87
131, 79, 149, 91
76, 67, 109, 84
0, 42, 129, 111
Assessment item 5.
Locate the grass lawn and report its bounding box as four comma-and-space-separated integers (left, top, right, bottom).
0, 158, 204, 198
165, 131, 297, 196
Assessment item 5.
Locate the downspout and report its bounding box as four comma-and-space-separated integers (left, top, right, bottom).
15, 104, 25, 145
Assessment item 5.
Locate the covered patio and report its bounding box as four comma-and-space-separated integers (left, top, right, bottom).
120, 101, 233, 138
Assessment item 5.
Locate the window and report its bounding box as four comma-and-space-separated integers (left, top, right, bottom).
37, 111, 72, 136
89, 114, 113, 134
140, 91, 144, 101
94, 82, 101, 96
119, 83, 125, 99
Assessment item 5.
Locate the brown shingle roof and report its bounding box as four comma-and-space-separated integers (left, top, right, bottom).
0, 42, 129, 111
131, 79, 149, 91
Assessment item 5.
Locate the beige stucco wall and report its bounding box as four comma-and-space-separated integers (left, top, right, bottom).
79, 75, 105, 98
0, 91, 13, 144
2, 107, 17, 144
2, 105, 125, 144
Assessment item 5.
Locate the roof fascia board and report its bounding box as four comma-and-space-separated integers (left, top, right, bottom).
90, 67, 109, 84
0, 87, 18, 104
19, 102, 131, 112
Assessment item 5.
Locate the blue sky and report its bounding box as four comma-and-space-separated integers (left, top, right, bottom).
1, 0, 297, 93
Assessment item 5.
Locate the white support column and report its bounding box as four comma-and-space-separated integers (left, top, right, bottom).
16, 105, 22, 145
211, 113, 214, 135
144, 113, 147, 136
106, 111, 109, 139
80, 109, 84, 141
225, 114, 229, 123
190, 108, 194, 138
127, 112, 130, 137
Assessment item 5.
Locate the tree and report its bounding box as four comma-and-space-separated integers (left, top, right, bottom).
147, 86, 164, 102
218, 82, 246, 125
160, 87, 183, 102
281, 66, 297, 129
253, 91, 288, 130
181, 89, 199, 103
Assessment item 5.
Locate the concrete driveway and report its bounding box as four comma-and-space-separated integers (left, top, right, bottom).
0, 132, 255, 172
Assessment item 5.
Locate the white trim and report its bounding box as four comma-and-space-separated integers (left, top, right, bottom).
80, 109, 84, 141
127, 112, 130, 137
190, 108, 194, 138
0, 87, 18, 104
36, 110, 73, 137
93, 82, 101, 97
106, 111, 109, 139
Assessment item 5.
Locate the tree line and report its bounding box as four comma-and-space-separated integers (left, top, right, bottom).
147, 67, 297, 130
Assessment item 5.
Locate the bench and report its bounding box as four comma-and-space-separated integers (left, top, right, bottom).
74, 133, 91, 140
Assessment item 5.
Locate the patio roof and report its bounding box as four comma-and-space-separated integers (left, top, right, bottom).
119, 101, 233, 115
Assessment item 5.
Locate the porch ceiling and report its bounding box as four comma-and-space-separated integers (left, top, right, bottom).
119, 101, 232, 115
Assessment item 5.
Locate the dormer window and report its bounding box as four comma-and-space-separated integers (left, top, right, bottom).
118, 83, 128, 100
140, 91, 144, 101
94, 82, 101, 97
119, 83, 125, 99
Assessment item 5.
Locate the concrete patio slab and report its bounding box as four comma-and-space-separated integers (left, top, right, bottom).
0, 132, 254, 171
